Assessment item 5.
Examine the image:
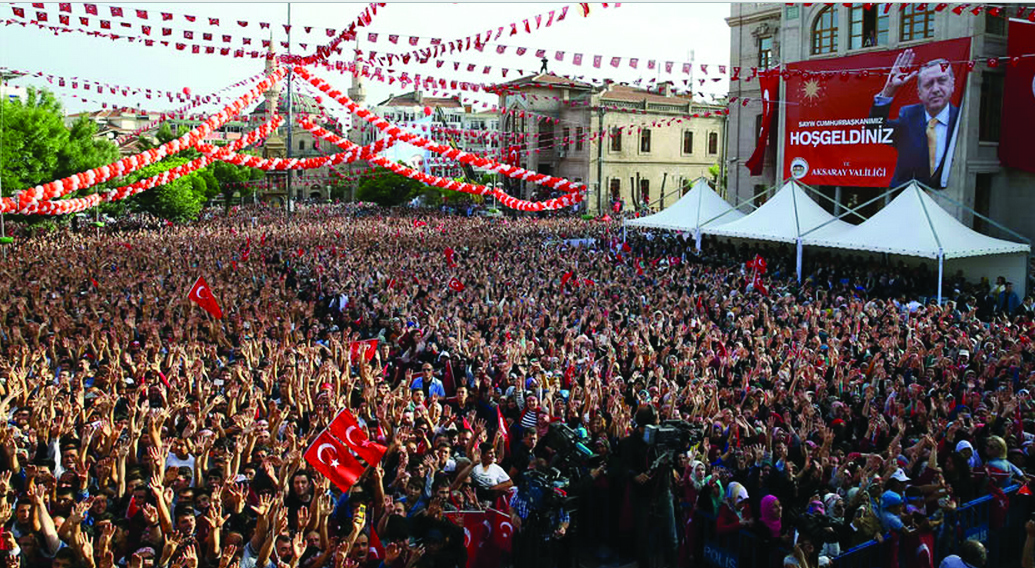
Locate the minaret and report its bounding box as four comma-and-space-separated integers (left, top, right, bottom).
262, 38, 286, 159
347, 43, 367, 146
263, 38, 281, 122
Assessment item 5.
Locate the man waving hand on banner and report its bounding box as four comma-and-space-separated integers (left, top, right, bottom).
870, 48, 960, 189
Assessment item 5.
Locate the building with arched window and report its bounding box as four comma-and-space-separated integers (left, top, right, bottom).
726, 3, 1035, 243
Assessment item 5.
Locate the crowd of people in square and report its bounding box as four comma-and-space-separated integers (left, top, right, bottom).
1, 203, 1035, 568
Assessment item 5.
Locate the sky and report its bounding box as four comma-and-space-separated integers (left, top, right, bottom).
0, 2, 733, 121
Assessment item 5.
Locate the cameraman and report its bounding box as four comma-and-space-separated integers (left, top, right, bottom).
619, 406, 678, 568
509, 459, 571, 568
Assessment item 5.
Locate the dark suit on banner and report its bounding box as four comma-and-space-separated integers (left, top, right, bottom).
870, 98, 959, 189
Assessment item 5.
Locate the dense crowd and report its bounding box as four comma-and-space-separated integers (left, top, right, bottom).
1, 204, 1034, 568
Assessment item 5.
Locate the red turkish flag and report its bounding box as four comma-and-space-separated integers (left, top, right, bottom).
84, 4, 97, 15
1000, 19, 1035, 174
367, 529, 386, 561
59, 3, 71, 13
444, 247, 457, 267
496, 406, 510, 454
745, 70, 778, 176
349, 339, 378, 363
446, 511, 491, 568
328, 409, 388, 466
448, 277, 465, 292
11, 7, 23, 17
187, 276, 223, 319
109, 6, 122, 17
560, 270, 574, 287
752, 273, 768, 296
488, 508, 515, 552
135, 9, 147, 19
303, 430, 365, 493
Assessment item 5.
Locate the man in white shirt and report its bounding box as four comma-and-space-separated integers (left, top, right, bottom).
469, 442, 513, 502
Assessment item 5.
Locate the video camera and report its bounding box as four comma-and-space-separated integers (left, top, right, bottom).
544, 423, 600, 471
644, 420, 704, 473
644, 420, 703, 450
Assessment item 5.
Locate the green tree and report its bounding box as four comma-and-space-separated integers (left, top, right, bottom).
56, 116, 121, 182
708, 163, 726, 193
0, 88, 75, 193
122, 157, 206, 221
356, 167, 425, 207
155, 122, 178, 145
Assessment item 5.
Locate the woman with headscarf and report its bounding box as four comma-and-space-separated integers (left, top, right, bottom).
943, 441, 976, 503
716, 481, 754, 535
744, 493, 788, 567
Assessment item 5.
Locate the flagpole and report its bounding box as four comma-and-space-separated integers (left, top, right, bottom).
286, 2, 294, 216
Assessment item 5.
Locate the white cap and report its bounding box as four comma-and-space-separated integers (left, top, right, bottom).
891, 468, 910, 482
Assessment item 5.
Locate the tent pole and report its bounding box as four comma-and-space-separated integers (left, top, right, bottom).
937, 249, 944, 305
796, 238, 803, 284
695, 228, 702, 252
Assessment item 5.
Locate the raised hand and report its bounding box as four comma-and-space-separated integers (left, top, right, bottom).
881, 49, 918, 98
218, 545, 238, 568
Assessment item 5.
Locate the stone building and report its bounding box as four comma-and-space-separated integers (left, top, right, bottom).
493, 73, 726, 216
727, 3, 1035, 241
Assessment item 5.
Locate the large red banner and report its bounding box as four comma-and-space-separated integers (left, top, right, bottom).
1000, 19, 1035, 174
783, 38, 971, 188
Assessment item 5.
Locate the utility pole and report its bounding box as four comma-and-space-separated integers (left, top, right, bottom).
285, 2, 293, 215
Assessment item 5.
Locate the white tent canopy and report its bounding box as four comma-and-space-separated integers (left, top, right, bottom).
625, 178, 744, 232
703, 180, 853, 244
801, 181, 1030, 299
802, 182, 1029, 258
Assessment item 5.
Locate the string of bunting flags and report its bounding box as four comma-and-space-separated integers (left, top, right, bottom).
25, 116, 284, 216
298, 119, 584, 212
0, 68, 288, 214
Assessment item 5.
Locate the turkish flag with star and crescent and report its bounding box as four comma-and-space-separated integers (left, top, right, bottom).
328, 409, 388, 467
448, 277, 465, 292
187, 276, 223, 319
303, 429, 365, 492
488, 508, 515, 552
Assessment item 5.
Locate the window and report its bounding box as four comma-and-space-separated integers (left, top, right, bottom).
610, 178, 621, 201
708, 132, 719, 155
640, 179, 650, 205
979, 72, 1004, 142
563, 127, 570, 148
640, 128, 651, 153
811, 6, 838, 55
900, 4, 934, 42
759, 36, 774, 69
576, 127, 584, 151
610, 127, 622, 151
985, 9, 1006, 35
538, 126, 553, 149
753, 184, 770, 206
849, 4, 888, 49
682, 131, 694, 154
298, 140, 305, 151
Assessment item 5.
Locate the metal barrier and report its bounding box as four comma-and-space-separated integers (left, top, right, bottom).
696, 511, 788, 568
829, 539, 883, 568
693, 485, 1026, 568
